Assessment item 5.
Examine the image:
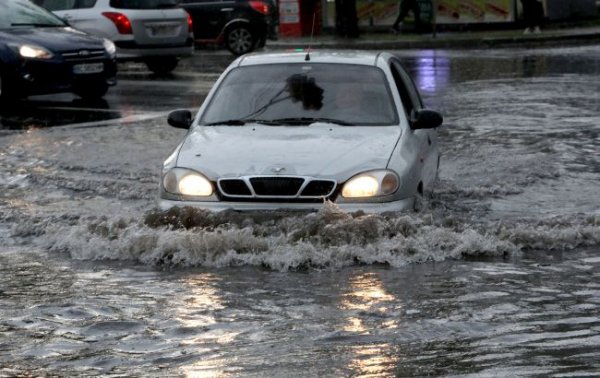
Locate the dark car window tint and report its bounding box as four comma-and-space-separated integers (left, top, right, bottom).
390, 64, 413, 116
77, 0, 98, 9
201, 63, 398, 126
38, 0, 76, 11
390, 60, 424, 119
109, 0, 180, 9
0, 0, 66, 29
392, 60, 423, 109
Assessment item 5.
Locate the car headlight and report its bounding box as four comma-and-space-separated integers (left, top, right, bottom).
341, 170, 399, 198
19, 45, 53, 59
103, 38, 116, 57
163, 168, 214, 197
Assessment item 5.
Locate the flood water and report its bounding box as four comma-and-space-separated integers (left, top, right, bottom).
1, 45, 599, 376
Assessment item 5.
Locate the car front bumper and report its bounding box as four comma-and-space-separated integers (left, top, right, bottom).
158, 197, 416, 214
7, 58, 117, 96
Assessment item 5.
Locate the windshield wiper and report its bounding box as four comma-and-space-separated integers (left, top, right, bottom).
204, 119, 279, 126
269, 117, 355, 126
11, 23, 62, 27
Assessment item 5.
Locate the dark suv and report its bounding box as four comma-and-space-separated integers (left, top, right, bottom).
181, 0, 277, 56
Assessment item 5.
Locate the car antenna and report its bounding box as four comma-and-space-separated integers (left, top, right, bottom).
305, 12, 316, 61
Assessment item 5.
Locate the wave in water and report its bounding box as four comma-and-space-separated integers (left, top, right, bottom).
27, 203, 600, 271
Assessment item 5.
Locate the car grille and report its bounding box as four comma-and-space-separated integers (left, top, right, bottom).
218, 176, 337, 201
61, 49, 106, 62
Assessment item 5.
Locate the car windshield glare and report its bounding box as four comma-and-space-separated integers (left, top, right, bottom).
200, 63, 398, 126
0, 0, 65, 29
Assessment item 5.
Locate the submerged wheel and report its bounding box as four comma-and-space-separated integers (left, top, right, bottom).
225, 25, 255, 56
146, 57, 179, 75
413, 182, 424, 212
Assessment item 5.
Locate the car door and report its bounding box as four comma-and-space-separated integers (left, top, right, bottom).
390, 59, 439, 190
181, 0, 234, 40
62, 0, 104, 36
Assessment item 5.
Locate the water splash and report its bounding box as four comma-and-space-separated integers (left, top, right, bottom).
31, 205, 599, 271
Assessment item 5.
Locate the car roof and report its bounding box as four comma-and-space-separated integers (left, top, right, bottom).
235, 50, 389, 67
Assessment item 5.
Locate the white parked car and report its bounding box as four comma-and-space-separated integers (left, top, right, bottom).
160, 51, 443, 213
36, 0, 193, 74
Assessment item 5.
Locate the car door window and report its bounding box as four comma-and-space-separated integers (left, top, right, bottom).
390, 60, 424, 118
76, 0, 97, 8
110, 0, 180, 9
40, 0, 77, 11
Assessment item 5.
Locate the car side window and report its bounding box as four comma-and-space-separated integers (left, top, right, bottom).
76, 0, 97, 8
391, 60, 424, 117
40, 0, 77, 11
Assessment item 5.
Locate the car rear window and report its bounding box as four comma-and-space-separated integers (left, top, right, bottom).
201, 63, 398, 126
109, 0, 180, 9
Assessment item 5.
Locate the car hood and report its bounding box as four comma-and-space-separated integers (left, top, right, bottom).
0, 27, 104, 52
176, 124, 401, 180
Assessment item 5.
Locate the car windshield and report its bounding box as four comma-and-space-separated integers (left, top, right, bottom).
0, 0, 66, 29
201, 63, 398, 126
109, 0, 180, 9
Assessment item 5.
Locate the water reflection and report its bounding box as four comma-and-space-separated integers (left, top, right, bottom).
0, 97, 121, 130
341, 273, 400, 375
177, 273, 231, 378
409, 50, 451, 94
400, 48, 600, 89
347, 343, 398, 377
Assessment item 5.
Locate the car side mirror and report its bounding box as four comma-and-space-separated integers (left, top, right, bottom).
410, 109, 443, 130
168, 110, 193, 129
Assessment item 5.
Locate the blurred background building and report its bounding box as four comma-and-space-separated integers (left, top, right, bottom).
277, 0, 599, 36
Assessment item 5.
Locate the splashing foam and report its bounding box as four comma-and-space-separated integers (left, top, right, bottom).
34, 204, 600, 270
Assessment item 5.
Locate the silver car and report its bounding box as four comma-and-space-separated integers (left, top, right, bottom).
160, 51, 443, 213
37, 0, 193, 74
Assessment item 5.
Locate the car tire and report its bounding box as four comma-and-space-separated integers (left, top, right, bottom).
225, 25, 256, 56
146, 57, 179, 75
0, 70, 19, 107
0, 72, 5, 105
74, 81, 109, 100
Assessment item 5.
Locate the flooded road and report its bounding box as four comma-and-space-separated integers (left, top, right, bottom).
1, 45, 599, 376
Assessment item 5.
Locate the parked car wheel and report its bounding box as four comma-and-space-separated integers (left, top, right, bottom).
74, 81, 109, 100
225, 25, 256, 56
146, 57, 179, 75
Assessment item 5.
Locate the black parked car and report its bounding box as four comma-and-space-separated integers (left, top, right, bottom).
0, 0, 117, 103
181, 0, 278, 56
